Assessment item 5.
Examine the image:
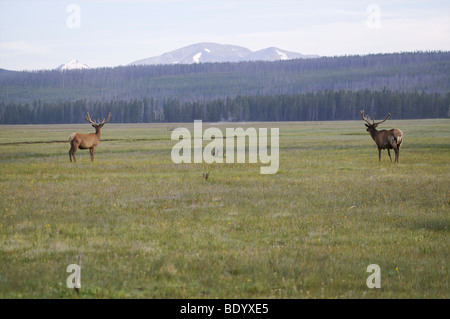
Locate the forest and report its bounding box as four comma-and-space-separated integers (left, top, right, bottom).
0, 51, 449, 123
1, 89, 448, 124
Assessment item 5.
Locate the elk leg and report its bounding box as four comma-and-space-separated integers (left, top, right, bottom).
378, 148, 381, 162
69, 145, 77, 162
90, 146, 96, 162
387, 149, 392, 162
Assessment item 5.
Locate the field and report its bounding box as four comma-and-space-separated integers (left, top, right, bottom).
0, 119, 448, 299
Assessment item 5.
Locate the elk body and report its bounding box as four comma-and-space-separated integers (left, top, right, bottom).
361, 110, 403, 163
69, 112, 111, 162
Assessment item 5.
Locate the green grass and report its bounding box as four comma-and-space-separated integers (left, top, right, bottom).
0, 119, 449, 298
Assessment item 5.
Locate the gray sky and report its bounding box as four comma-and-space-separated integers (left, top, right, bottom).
1, 0, 449, 70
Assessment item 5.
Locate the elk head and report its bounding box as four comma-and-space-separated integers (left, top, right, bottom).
85, 112, 111, 132
360, 110, 403, 163
360, 110, 390, 132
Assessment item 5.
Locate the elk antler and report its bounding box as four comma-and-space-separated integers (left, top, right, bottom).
360, 110, 372, 125
85, 112, 96, 125
101, 112, 111, 125
85, 112, 111, 126
373, 113, 390, 126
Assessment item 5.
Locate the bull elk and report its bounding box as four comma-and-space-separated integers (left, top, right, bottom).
69, 112, 111, 162
360, 110, 403, 163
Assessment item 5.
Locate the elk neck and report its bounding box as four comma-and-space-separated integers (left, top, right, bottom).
367, 126, 379, 139
94, 126, 102, 139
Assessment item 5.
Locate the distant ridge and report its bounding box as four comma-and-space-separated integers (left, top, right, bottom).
129, 42, 318, 65
1, 51, 447, 106
244, 47, 317, 61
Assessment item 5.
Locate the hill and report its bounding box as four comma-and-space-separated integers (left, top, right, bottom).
0, 51, 449, 124
1, 51, 449, 106
128, 42, 316, 65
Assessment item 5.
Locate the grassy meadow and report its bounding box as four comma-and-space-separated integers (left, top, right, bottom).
0, 119, 448, 298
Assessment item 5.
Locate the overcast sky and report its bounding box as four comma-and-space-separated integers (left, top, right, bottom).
1, 0, 449, 70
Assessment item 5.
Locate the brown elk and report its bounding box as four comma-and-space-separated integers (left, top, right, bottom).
360, 110, 403, 163
69, 112, 111, 162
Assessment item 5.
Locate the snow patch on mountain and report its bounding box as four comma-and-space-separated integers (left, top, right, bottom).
193, 52, 202, 63
276, 49, 289, 60
56, 59, 92, 71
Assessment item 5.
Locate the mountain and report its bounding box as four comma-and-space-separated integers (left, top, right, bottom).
130, 43, 252, 65
129, 42, 317, 65
56, 59, 92, 71
3, 51, 447, 107
243, 47, 317, 62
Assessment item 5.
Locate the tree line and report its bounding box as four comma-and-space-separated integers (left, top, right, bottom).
1, 51, 449, 104
1, 89, 448, 124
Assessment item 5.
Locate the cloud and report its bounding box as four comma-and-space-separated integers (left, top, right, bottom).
234, 14, 450, 56
0, 41, 50, 56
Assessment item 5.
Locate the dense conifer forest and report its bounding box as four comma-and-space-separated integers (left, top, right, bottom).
0, 51, 449, 123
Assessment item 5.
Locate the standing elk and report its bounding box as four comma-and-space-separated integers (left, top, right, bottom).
360, 110, 403, 163
69, 112, 111, 162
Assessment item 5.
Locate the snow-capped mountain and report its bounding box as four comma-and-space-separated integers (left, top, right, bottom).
243, 47, 317, 62
129, 43, 317, 66
130, 43, 252, 65
56, 59, 92, 71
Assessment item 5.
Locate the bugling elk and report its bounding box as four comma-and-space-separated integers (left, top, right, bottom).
360, 110, 403, 163
69, 112, 111, 162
